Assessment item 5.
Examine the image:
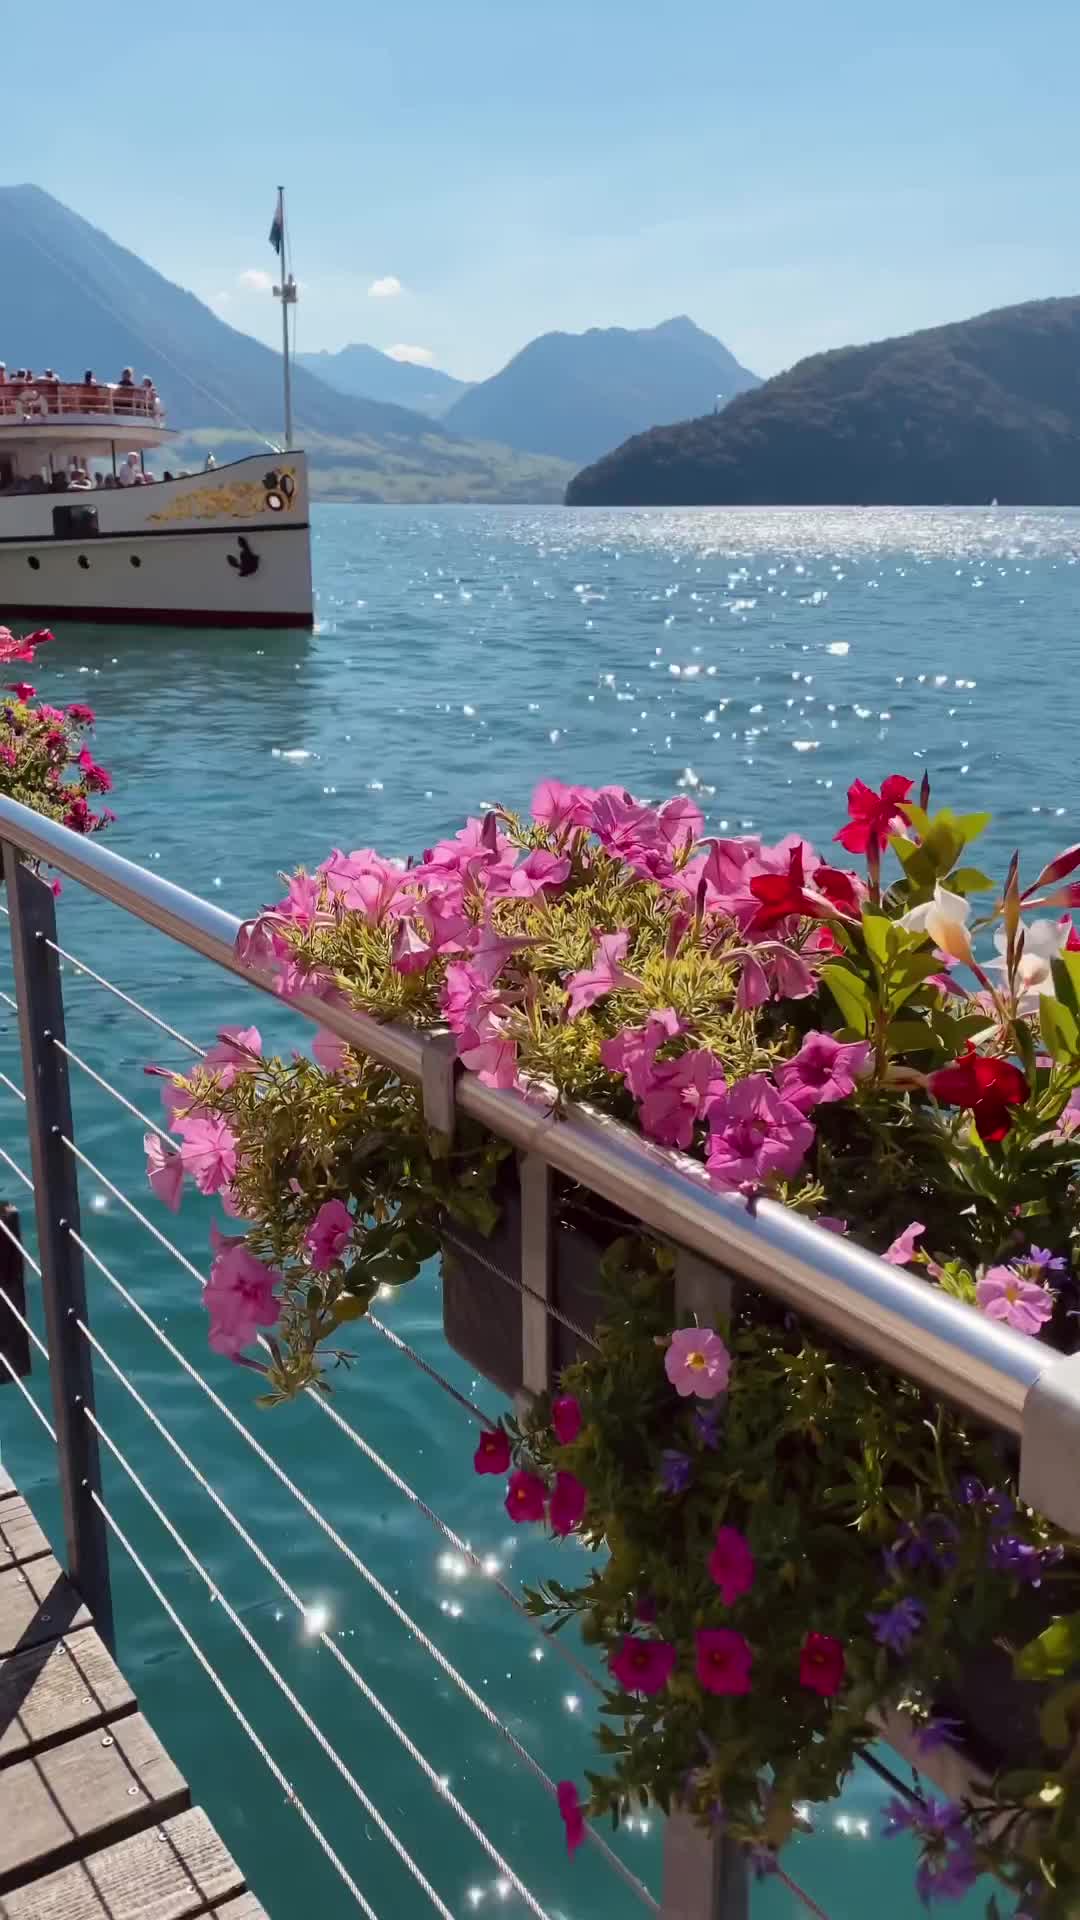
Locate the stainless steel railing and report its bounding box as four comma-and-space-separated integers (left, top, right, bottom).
0, 792, 1069, 1463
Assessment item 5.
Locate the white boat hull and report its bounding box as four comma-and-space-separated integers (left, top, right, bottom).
0, 453, 313, 628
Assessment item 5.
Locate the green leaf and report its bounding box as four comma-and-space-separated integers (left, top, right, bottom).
820, 963, 872, 1036
947, 866, 995, 894
1016, 1613, 1080, 1682
884, 1017, 936, 1054
860, 912, 891, 970
1040, 996, 1080, 1065
330, 1293, 371, 1325
1040, 1681, 1080, 1751
367, 1252, 421, 1285
1051, 952, 1080, 1017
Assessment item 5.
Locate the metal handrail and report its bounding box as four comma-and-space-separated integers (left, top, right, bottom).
0, 383, 163, 424
0, 792, 1059, 1449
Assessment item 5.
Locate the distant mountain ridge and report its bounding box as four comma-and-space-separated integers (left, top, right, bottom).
296, 344, 469, 417
442, 317, 760, 463
0, 185, 575, 501
566, 297, 1080, 506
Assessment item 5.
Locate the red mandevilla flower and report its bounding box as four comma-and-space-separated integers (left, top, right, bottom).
473, 1427, 511, 1476
927, 1046, 1030, 1143
746, 844, 827, 933
799, 1631, 846, 1697
834, 775, 914, 857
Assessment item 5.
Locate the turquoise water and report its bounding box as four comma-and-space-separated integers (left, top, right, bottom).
3, 502, 1076, 1920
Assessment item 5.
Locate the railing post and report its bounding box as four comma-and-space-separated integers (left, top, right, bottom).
661, 1251, 749, 1920
3, 844, 114, 1650
0, 1203, 31, 1382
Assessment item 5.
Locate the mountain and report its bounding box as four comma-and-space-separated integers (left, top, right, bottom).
442, 317, 760, 464
566, 297, 1080, 506
0, 185, 572, 501
296, 344, 469, 417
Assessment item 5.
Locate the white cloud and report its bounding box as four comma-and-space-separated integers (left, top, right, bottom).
368, 275, 403, 299
385, 343, 435, 365
238, 268, 274, 294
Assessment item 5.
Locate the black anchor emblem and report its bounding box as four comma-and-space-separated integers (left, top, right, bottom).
227, 535, 260, 579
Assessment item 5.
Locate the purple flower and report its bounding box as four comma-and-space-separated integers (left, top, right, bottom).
694, 1408, 721, 1450
956, 1475, 986, 1506
988, 1532, 1064, 1585
868, 1597, 926, 1655
776, 1031, 871, 1115
883, 1221, 925, 1267
1027, 1245, 1067, 1277
660, 1450, 693, 1494
881, 1797, 920, 1837
976, 1265, 1054, 1336
885, 1515, 959, 1578
882, 1797, 977, 1904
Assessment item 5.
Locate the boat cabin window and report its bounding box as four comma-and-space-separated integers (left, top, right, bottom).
52, 504, 100, 539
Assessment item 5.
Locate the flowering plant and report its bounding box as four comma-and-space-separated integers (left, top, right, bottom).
144, 771, 1080, 1907
0, 626, 114, 840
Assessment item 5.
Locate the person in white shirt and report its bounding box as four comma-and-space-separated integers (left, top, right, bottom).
118, 451, 140, 486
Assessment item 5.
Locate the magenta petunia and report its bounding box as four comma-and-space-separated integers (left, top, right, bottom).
637, 1049, 726, 1150
695, 1627, 753, 1696
665, 1326, 730, 1399
776, 1031, 871, 1115
549, 1470, 588, 1536
609, 1635, 677, 1696
205, 1225, 281, 1361
304, 1198, 354, 1272
564, 930, 642, 1019
705, 1075, 814, 1192
599, 1008, 684, 1098
180, 1114, 238, 1197
556, 1780, 586, 1857
552, 1395, 583, 1445
883, 1221, 925, 1267
144, 1130, 184, 1212
505, 1469, 547, 1525
707, 1526, 755, 1605
473, 1428, 511, 1476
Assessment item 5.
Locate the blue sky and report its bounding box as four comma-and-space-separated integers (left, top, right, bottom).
5, 0, 1080, 381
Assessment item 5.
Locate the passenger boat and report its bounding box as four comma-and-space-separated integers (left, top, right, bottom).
0, 193, 313, 630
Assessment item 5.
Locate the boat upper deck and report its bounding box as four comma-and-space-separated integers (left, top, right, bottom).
0, 382, 166, 437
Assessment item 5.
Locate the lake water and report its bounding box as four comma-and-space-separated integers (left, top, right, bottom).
3, 502, 1075, 1920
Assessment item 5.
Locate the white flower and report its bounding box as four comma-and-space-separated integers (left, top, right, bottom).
899, 884, 974, 962
987, 917, 1067, 1013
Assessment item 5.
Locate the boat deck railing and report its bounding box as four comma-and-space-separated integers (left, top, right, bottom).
0, 790, 1078, 1920
0, 383, 165, 426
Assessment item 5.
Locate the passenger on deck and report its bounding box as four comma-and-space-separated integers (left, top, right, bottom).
118, 451, 140, 486
118, 367, 135, 388
84, 370, 97, 384
0, 364, 7, 383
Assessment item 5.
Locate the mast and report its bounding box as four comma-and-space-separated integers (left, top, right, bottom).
272, 186, 297, 450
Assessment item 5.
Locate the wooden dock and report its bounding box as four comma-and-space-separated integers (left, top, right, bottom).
0, 1465, 269, 1920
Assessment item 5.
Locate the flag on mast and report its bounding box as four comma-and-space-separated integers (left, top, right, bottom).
269, 190, 284, 256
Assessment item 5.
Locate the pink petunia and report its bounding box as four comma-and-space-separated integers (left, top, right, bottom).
205, 1225, 281, 1360
707, 1527, 755, 1606
473, 1428, 512, 1475
565, 930, 642, 1019
305, 1198, 354, 1272
488, 847, 571, 900
505, 1469, 547, 1524
556, 1781, 586, 1857
203, 1025, 263, 1090
180, 1114, 238, 1196
549, 1470, 588, 1536
600, 1009, 684, 1098
637, 1049, 726, 1150
766, 943, 818, 1001
277, 871, 323, 929
320, 847, 404, 922
609, 1635, 677, 1695
776, 1032, 871, 1116
883, 1221, 925, 1267
144, 1130, 184, 1211
441, 957, 505, 1036
458, 1011, 518, 1088
799, 1631, 846, 1697
552, 1395, 582, 1445
735, 955, 771, 1010
705, 1075, 814, 1192
975, 1266, 1055, 1336
695, 1627, 753, 1696
531, 778, 596, 831
665, 1326, 730, 1399
312, 1027, 349, 1074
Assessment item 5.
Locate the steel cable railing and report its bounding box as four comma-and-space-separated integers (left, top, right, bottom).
87, 1490, 382, 1920
74, 1312, 556, 1920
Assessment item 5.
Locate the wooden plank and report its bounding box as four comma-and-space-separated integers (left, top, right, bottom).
0, 1558, 89, 1657
0, 1626, 135, 1766
211, 1899, 270, 1920
0, 1499, 50, 1573
0, 1468, 14, 1501
0, 1808, 244, 1920
0, 1710, 189, 1893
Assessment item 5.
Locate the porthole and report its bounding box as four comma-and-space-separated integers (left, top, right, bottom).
77, 555, 90, 570
27, 556, 40, 571
130, 555, 142, 568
